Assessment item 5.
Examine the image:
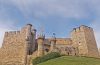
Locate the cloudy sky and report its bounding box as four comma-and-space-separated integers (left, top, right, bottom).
0, 0, 100, 48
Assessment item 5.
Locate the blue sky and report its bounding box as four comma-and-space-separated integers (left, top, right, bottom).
0, 0, 100, 48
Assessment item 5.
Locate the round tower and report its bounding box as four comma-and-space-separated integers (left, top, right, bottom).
31, 29, 37, 52
50, 33, 56, 52
25, 24, 33, 55
26, 24, 32, 36
37, 34, 45, 57
25, 24, 33, 42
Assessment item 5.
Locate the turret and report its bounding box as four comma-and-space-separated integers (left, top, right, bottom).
37, 34, 45, 57
31, 29, 37, 52
50, 33, 56, 52
26, 24, 32, 37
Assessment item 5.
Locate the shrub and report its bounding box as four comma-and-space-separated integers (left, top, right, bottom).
32, 52, 61, 65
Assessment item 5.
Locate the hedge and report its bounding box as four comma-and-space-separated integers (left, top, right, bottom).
32, 52, 61, 65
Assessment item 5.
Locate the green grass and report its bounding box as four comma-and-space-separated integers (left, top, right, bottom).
37, 56, 100, 65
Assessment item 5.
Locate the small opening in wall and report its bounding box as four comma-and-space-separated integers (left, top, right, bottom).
68, 52, 69, 55
45, 49, 49, 52
28, 50, 32, 55
75, 53, 76, 55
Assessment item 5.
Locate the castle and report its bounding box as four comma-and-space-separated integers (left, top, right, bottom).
0, 24, 99, 65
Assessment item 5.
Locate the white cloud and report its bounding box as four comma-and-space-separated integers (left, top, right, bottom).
95, 31, 100, 49
11, 0, 100, 49
1, 0, 97, 19
0, 0, 100, 49
0, 28, 10, 47
90, 20, 100, 49
0, 20, 17, 47
0, 5, 17, 47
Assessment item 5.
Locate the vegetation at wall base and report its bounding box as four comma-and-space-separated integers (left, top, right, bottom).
32, 52, 61, 65
37, 56, 100, 65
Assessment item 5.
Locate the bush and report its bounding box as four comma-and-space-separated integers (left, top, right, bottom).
32, 52, 61, 65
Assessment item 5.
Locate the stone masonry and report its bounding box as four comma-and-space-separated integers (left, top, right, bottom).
0, 24, 99, 65
71, 25, 99, 57
0, 24, 36, 65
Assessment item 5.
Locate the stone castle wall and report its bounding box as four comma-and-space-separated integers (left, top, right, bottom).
42, 38, 75, 55
71, 25, 99, 57
0, 30, 27, 65
0, 24, 99, 65
0, 24, 37, 65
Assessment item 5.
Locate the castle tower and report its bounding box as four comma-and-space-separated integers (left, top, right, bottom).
0, 24, 37, 65
50, 33, 56, 52
37, 34, 45, 57
25, 24, 33, 55
71, 25, 99, 57
26, 24, 32, 36
22, 24, 36, 55
31, 29, 37, 52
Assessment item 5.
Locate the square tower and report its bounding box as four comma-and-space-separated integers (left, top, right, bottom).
71, 25, 99, 57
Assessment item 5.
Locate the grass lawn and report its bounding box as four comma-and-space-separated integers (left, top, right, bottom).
37, 56, 100, 65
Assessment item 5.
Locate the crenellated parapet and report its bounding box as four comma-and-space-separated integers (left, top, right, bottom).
71, 25, 93, 33
5, 31, 20, 37
71, 25, 99, 57
0, 24, 99, 65
0, 24, 37, 65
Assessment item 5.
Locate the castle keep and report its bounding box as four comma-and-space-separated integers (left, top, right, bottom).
0, 24, 99, 65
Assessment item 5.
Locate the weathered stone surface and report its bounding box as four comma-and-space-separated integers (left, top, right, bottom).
0, 24, 99, 65
0, 24, 36, 65
71, 25, 99, 57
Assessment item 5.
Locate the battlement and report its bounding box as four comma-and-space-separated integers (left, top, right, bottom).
27, 24, 32, 27
37, 34, 45, 40
5, 31, 21, 37
0, 24, 99, 65
71, 25, 93, 33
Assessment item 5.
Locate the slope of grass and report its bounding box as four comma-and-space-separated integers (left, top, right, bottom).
37, 56, 100, 65
32, 52, 61, 65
